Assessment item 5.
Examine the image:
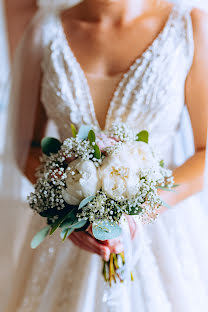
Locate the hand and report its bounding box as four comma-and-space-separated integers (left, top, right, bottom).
69, 216, 137, 261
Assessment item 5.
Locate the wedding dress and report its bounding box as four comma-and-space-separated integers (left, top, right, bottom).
3, 4, 208, 312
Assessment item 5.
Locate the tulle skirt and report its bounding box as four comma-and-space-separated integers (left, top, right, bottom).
2, 192, 208, 312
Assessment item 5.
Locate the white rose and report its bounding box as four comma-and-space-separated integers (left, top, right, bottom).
99, 144, 139, 200
62, 159, 101, 205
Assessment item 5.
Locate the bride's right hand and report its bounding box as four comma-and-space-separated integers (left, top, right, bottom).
69, 217, 137, 261
69, 226, 123, 261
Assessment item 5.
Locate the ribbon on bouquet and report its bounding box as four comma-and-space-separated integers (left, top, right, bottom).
102, 216, 144, 312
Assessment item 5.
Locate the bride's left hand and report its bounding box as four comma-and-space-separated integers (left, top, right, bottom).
69, 216, 137, 261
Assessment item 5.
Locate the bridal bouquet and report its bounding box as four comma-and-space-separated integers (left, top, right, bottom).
28, 122, 174, 285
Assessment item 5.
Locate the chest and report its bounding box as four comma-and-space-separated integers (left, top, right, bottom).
61, 7, 173, 76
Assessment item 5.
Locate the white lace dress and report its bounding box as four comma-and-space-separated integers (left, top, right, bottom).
6, 5, 208, 312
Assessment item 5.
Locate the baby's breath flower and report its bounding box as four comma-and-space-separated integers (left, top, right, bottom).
107, 122, 135, 142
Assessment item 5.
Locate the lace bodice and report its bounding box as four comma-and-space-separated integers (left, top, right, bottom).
41, 5, 194, 166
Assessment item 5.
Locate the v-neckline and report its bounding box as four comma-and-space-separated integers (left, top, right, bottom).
56, 5, 176, 131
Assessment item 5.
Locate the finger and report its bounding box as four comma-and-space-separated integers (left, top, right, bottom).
109, 242, 124, 254
70, 232, 110, 260
70, 233, 101, 255
86, 226, 123, 255
101, 237, 122, 247
80, 233, 111, 260
70, 234, 98, 254
77, 235, 110, 261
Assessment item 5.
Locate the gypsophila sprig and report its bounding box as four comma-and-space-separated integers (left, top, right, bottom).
107, 122, 135, 142
61, 136, 104, 167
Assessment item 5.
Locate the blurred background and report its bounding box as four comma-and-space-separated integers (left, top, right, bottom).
0, 0, 9, 157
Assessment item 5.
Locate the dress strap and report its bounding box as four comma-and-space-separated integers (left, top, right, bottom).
173, 4, 194, 75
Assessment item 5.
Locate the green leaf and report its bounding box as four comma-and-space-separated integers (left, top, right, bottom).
72, 219, 87, 229
157, 186, 177, 193
74, 220, 90, 232
172, 184, 180, 188
31, 226, 50, 249
60, 214, 87, 231
87, 129, 101, 159
70, 219, 88, 230
92, 220, 122, 241
79, 196, 95, 210
136, 130, 149, 144
40, 210, 59, 218
59, 209, 77, 230
60, 228, 74, 241
50, 209, 76, 235
78, 125, 91, 140
93, 144, 101, 159
71, 124, 77, 138
41, 137, 61, 156
129, 206, 143, 215
161, 200, 172, 209
88, 129, 96, 145
159, 160, 165, 168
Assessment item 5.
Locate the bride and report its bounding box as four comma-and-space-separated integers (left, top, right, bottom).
1, 0, 208, 311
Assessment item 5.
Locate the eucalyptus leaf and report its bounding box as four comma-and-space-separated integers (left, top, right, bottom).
41, 137, 61, 156
31, 226, 50, 249
157, 186, 177, 193
63, 219, 88, 231
60, 228, 74, 241
88, 129, 96, 144
71, 124, 77, 138
75, 220, 90, 232
72, 219, 88, 229
92, 220, 122, 241
172, 184, 180, 188
59, 211, 77, 230
136, 130, 149, 144
161, 200, 172, 209
79, 196, 95, 210
78, 125, 91, 140
60, 209, 87, 230
93, 144, 101, 159
50, 209, 76, 235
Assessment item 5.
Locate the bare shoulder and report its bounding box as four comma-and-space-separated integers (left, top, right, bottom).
190, 8, 208, 54
191, 7, 208, 26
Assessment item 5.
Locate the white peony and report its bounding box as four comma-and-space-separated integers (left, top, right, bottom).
99, 142, 159, 201
99, 144, 139, 200
124, 141, 157, 169
62, 159, 101, 205
130, 141, 164, 181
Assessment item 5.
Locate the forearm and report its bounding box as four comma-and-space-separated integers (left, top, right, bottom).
24, 146, 42, 184
159, 149, 206, 212
5, 0, 38, 59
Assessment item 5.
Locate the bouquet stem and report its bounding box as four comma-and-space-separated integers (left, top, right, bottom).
102, 252, 134, 286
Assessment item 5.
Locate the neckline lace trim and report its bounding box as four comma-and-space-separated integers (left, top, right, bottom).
55, 4, 177, 130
